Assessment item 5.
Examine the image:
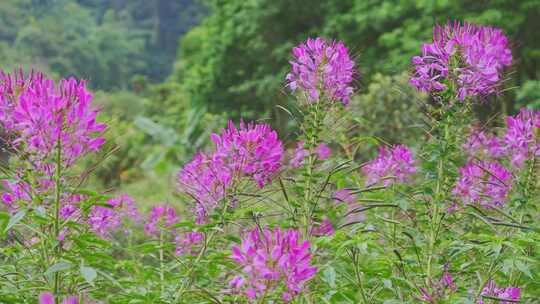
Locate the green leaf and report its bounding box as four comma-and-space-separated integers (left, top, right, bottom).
515, 260, 532, 279
45, 262, 73, 276
80, 265, 97, 285
4, 209, 26, 233
322, 266, 336, 289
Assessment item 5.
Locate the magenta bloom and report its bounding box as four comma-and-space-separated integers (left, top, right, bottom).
503, 108, 540, 167
88, 194, 139, 237
478, 280, 520, 304
144, 205, 180, 236
178, 121, 283, 224
334, 189, 365, 224
363, 145, 417, 186
230, 227, 317, 302
290, 141, 332, 168
39, 292, 78, 304
451, 161, 512, 212
175, 231, 204, 256
211, 120, 283, 188
286, 37, 355, 105
310, 218, 335, 236
464, 130, 505, 159
0, 71, 106, 167
410, 21, 512, 100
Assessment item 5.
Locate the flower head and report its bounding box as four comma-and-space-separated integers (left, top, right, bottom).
286, 37, 355, 105
479, 280, 520, 304
503, 108, 540, 167
290, 141, 331, 168
39, 292, 78, 304
363, 145, 417, 186
410, 21, 512, 100
0, 70, 106, 167
451, 161, 512, 212
464, 130, 505, 159
230, 227, 317, 302
88, 194, 140, 237
144, 205, 180, 236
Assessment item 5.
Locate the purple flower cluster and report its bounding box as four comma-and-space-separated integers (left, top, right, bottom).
0, 71, 106, 167
334, 189, 365, 225
144, 205, 180, 236
290, 141, 331, 168
286, 37, 355, 105
419, 271, 457, 302
178, 121, 283, 224
464, 130, 505, 159
88, 194, 140, 237
451, 161, 512, 212
410, 21, 512, 100
229, 227, 317, 302
503, 108, 540, 167
175, 231, 204, 256
310, 218, 335, 236
478, 280, 520, 304
39, 292, 78, 304
363, 145, 417, 186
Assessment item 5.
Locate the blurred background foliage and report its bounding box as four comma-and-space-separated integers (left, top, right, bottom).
0, 0, 539, 206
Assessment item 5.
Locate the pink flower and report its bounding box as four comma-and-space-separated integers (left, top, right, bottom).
334, 189, 365, 224
410, 21, 512, 100
290, 141, 331, 168
230, 227, 317, 302
286, 37, 355, 105
363, 145, 417, 186
39, 292, 78, 304
87, 195, 139, 238
144, 205, 180, 236
175, 231, 204, 256
503, 108, 540, 168
479, 280, 520, 304
0, 71, 106, 168
464, 130, 505, 159
310, 218, 335, 236
452, 161, 512, 212
178, 121, 283, 224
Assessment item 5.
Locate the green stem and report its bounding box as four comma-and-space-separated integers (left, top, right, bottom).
159, 230, 165, 295
53, 131, 63, 302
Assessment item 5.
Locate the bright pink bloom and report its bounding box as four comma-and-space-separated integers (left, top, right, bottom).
230, 227, 317, 302
0, 70, 106, 167
175, 231, 204, 256
451, 161, 512, 212
286, 37, 355, 105
39, 292, 78, 304
310, 218, 335, 236
178, 121, 283, 224
464, 130, 505, 159
410, 21, 512, 100
363, 145, 417, 186
503, 108, 540, 168
290, 141, 331, 168
144, 205, 180, 236
478, 280, 520, 304
88, 194, 139, 237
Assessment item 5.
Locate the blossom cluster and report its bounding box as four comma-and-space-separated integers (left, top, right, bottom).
88, 194, 140, 237
144, 205, 180, 236
0, 70, 106, 168
39, 292, 78, 304
290, 141, 331, 168
419, 271, 457, 302
286, 37, 355, 105
451, 161, 512, 212
363, 145, 417, 186
410, 21, 512, 100
177, 121, 283, 223
229, 227, 317, 302
478, 280, 520, 304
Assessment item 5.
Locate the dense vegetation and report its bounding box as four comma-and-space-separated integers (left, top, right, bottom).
1, 2, 540, 303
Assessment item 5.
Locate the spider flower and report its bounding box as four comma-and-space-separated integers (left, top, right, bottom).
478, 280, 520, 304
503, 108, 540, 167
39, 292, 78, 304
0, 70, 106, 167
88, 194, 140, 237
464, 130, 505, 159
363, 145, 416, 186
410, 21, 512, 100
230, 227, 317, 302
286, 37, 355, 105
451, 161, 512, 211
290, 141, 331, 168
144, 205, 180, 236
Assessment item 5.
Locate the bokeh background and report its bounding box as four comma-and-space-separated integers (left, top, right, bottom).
1, 0, 538, 207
